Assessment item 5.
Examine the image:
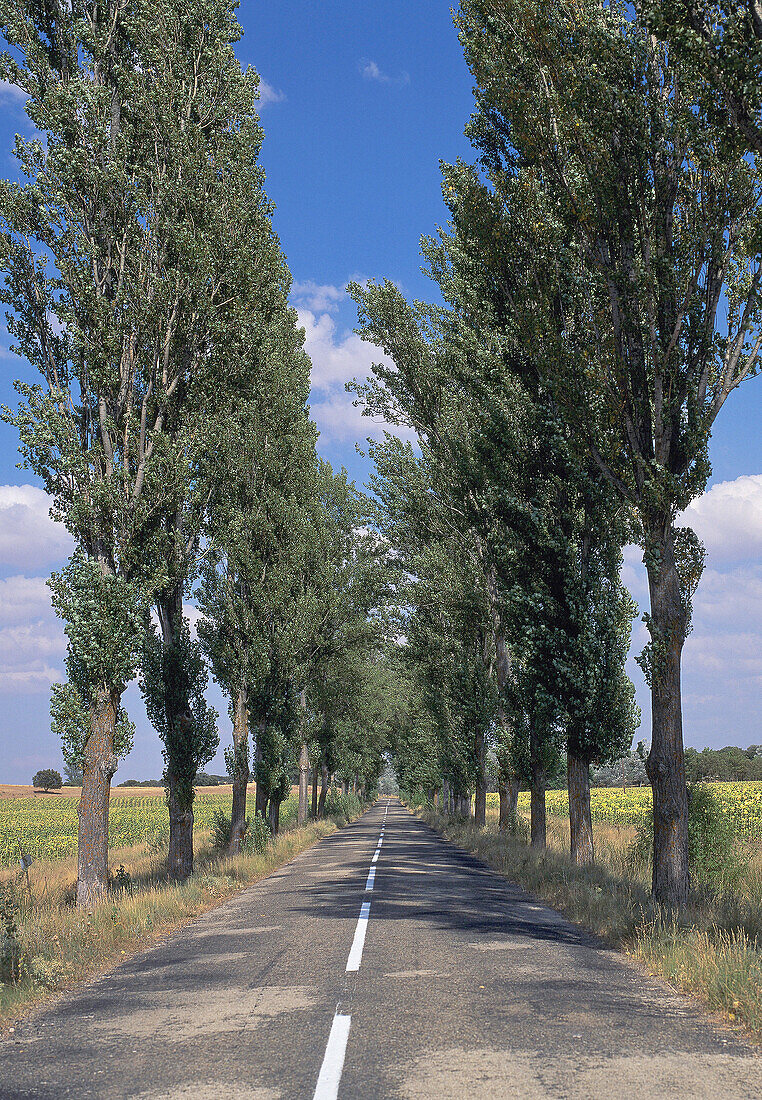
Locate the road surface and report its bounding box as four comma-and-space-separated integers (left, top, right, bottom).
1, 800, 759, 1099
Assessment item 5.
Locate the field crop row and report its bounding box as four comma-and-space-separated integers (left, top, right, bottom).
0, 792, 297, 866
486, 781, 762, 839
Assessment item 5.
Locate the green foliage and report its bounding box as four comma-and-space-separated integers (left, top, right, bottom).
32, 770, 61, 792
685, 746, 762, 783
48, 552, 142, 777
50, 681, 134, 771
211, 810, 271, 854
141, 614, 218, 811
62, 762, 82, 786
108, 865, 133, 895
49, 553, 147, 707
211, 808, 232, 851
641, 0, 762, 156
243, 816, 272, 854
323, 788, 363, 824
632, 786, 742, 886
0, 881, 23, 984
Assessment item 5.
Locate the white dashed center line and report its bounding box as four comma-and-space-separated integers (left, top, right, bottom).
313, 804, 390, 1097
313, 1013, 352, 1100
346, 901, 371, 972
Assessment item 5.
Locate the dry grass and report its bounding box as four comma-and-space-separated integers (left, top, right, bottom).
0, 819, 336, 1029
422, 806, 762, 1040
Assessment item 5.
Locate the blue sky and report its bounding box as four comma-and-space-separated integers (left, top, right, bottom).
1, 4, 762, 783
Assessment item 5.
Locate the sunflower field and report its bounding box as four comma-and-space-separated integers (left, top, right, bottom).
0, 791, 298, 866
487, 781, 762, 840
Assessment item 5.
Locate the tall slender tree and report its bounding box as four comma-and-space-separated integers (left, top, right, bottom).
457, 0, 762, 903
0, 0, 291, 899
197, 354, 315, 853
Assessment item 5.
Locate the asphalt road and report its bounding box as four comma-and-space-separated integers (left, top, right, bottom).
1, 799, 760, 1099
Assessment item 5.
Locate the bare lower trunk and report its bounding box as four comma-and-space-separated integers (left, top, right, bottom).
529, 720, 547, 849
342, 779, 349, 797
645, 522, 690, 907
167, 771, 194, 879
228, 687, 249, 855
567, 750, 594, 865
298, 741, 310, 826
77, 685, 119, 908
317, 762, 329, 817
474, 727, 487, 828
311, 763, 319, 818
498, 778, 520, 832
254, 731, 267, 819
268, 796, 281, 836
157, 589, 197, 880
442, 779, 450, 814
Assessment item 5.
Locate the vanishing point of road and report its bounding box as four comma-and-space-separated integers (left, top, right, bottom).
1, 800, 759, 1099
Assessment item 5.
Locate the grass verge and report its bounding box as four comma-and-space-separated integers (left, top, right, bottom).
420, 808, 762, 1041
0, 818, 336, 1029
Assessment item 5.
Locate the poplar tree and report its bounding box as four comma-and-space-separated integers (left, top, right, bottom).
197, 341, 315, 852
300, 462, 388, 821
642, 1, 762, 155
0, 0, 276, 901
457, 0, 762, 904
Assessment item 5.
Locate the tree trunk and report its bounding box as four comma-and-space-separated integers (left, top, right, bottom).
77, 685, 119, 908
167, 769, 194, 879
254, 730, 267, 819
311, 763, 319, 818
157, 588, 196, 880
228, 686, 249, 855
498, 778, 519, 832
317, 761, 329, 817
645, 521, 690, 906
442, 778, 450, 814
474, 727, 487, 828
529, 724, 546, 849
269, 795, 281, 836
342, 779, 349, 797
298, 741, 310, 826
567, 750, 594, 865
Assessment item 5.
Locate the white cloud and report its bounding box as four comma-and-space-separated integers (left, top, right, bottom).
311, 390, 397, 446
0, 574, 51, 625
680, 473, 762, 565
0, 80, 27, 106
257, 78, 286, 108
298, 307, 383, 390
684, 630, 762, 679
359, 59, 410, 86
0, 485, 73, 570
0, 575, 65, 694
292, 281, 346, 314
297, 303, 414, 448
